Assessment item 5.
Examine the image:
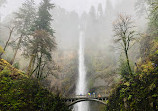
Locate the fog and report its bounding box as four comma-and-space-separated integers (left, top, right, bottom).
51, 1, 147, 107
0, 0, 147, 110
51, 0, 146, 52
0, 0, 123, 20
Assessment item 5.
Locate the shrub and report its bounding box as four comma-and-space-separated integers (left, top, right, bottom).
105, 51, 158, 111
0, 59, 70, 111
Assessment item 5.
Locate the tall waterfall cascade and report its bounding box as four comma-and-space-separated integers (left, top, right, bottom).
74, 31, 89, 111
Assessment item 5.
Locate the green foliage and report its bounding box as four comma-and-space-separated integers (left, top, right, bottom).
28, 30, 56, 79
0, 59, 70, 111
147, 0, 158, 36
140, 35, 153, 58
27, 0, 56, 80
10, 0, 37, 65
105, 51, 158, 111
119, 60, 130, 80
107, 4, 158, 108
14, 0, 36, 36
33, 0, 55, 35
0, 46, 4, 54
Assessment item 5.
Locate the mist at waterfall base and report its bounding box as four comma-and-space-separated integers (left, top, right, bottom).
74, 31, 89, 111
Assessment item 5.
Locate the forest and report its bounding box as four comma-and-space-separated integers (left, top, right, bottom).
0, 0, 158, 111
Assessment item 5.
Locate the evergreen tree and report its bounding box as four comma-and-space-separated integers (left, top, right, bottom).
136, 0, 158, 37
33, 0, 54, 36
148, 0, 158, 36
28, 0, 56, 79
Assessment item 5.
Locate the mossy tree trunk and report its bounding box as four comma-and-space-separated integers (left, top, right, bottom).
125, 49, 132, 76
27, 54, 35, 77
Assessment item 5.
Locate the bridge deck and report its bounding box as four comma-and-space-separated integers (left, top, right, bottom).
63, 97, 108, 107
63, 96, 108, 102
64, 97, 107, 99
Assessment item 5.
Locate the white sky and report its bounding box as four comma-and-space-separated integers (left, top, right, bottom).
0, 0, 121, 20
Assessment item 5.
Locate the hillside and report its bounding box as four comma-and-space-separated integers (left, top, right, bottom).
0, 59, 70, 111
105, 41, 158, 111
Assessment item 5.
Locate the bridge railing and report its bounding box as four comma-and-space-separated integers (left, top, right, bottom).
65, 94, 109, 99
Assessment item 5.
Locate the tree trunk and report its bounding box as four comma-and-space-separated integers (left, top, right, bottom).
0, 28, 14, 57
125, 49, 133, 76
27, 54, 35, 76
10, 35, 22, 65
36, 53, 43, 79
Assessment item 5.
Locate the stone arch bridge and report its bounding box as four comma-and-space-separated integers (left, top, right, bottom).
62, 96, 108, 107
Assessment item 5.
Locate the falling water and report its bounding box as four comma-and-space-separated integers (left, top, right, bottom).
74, 31, 89, 111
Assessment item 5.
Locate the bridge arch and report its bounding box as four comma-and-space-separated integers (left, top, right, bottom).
68, 98, 107, 107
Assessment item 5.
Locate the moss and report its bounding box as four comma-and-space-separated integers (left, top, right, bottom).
0, 46, 4, 54
0, 59, 70, 111
105, 51, 158, 111
0, 59, 27, 78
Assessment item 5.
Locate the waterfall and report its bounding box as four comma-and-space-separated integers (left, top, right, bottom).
74, 31, 89, 111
